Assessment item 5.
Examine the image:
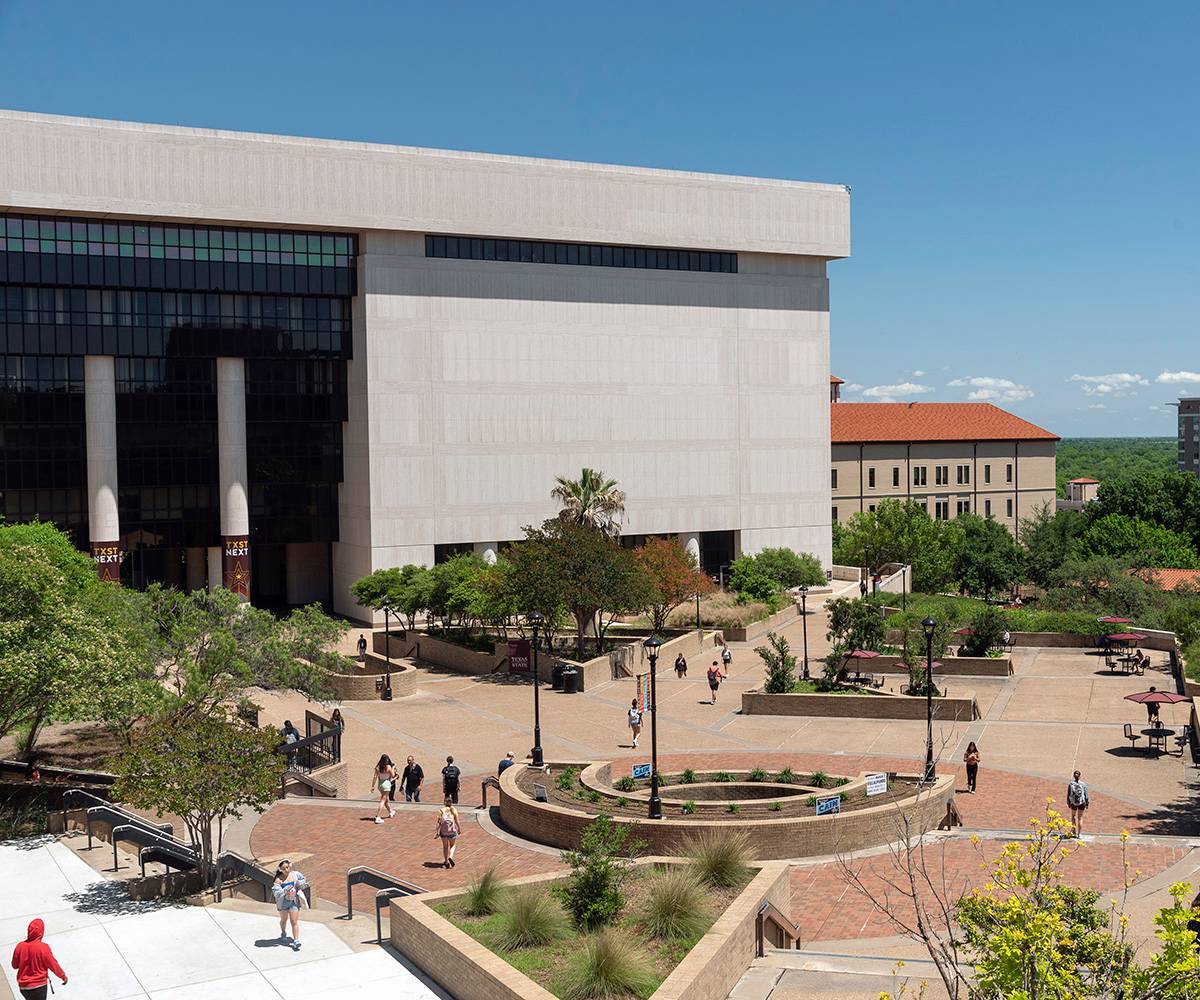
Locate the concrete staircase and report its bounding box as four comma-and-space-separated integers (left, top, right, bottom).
729, 948, 951, 1000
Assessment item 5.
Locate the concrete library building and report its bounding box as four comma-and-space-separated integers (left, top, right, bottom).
0, 110, 849, 618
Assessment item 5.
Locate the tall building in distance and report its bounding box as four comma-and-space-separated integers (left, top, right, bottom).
829, 397, 1058, 537
0, 110, 849, 618
1176, 398, 1200, 477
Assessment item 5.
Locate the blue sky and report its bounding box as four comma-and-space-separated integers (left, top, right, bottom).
2, 1, 1196, 437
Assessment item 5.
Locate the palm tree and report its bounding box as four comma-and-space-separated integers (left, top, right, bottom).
551, 468, 626, 538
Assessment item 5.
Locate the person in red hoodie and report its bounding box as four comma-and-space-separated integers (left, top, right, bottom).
11, 918, 68, 1000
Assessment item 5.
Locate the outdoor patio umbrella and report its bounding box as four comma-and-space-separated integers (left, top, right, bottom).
845, 649, 880, 659
1124, 690, 1189, 706
1098, 616, 1135, 624
1105, 633, 1147, 643
953, 627, 976, 636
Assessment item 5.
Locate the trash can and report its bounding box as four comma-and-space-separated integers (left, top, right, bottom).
561, 666, 580, 694
551, 662, 566, 691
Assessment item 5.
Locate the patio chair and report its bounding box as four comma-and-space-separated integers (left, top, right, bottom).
1175, 724, 1193, 756
1123, 723, 1141, 750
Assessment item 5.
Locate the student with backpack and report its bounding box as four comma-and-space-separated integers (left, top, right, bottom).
442, 756, 461, 804
707, 660, 725, 704
435, 798, 461, 868
627, 699, 642, 748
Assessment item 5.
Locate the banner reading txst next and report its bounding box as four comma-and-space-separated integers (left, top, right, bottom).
222, 536, 250, 600
636, 672, 651, 712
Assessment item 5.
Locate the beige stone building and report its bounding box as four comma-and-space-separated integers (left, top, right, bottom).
830, 401, 1058, 537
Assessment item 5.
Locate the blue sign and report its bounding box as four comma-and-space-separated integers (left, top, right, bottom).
815, 794, 841, 816
631, 763, 652, 780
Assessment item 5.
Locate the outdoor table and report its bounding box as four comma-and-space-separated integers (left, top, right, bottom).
1141, 727, 1175, 753
1118, 656, 1139, 674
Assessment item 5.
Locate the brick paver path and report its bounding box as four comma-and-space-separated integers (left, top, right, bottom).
251, 804, 563, 913
789, 839, 1191, 943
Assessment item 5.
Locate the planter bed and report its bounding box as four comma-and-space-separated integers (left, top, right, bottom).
741, 688, 979, 721
391, 859, 790, 1000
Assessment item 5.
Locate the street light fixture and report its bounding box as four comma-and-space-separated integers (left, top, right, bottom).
380, 597, 393, 701
798, 584, 810, 681
921, 616, 936, 783
643, 635, 663, 820
529, 611, 545, 768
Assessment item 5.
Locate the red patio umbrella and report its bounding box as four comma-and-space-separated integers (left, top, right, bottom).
1124, 690, 1189, 705
953, 627, 976, 636
845, 649, 880, 659
1105, 633, 1146, 642
1098, 616, 1135, 624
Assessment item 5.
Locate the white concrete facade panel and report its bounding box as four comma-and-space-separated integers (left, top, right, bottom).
215, 357, 249, 538
83, 355, 119, 542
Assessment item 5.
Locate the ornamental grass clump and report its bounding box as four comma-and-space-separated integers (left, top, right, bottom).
464, 863, 506, 916
683, 828, 753, 889
495, 888, 569, 951
775, 767, 798, 784
639, 869, 711, 940
680, 768, 697, 784
564, 928, 658, 1000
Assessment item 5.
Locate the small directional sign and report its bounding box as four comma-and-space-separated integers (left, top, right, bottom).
632, 763, 652, 780
815, 794, 841, 816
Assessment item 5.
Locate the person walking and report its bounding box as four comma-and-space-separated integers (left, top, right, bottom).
271, 860, 307, 951
674, 653, 687, 678
1145, 686, 1162, 725
435, 797, 461, 868
10, 918, 68, 999
1067, 770, 1089, 838
442, 756, 461, 805
402, 755, 424, 802
963, 741, 981, 794
721, 644, 733, 672
371, 754, 397, 824
859, 579, 868, 599
497, 751, 516, 776
330, 707, 344, 731
627, 698, 642, 748
707, 660, 724, 705
356, 633, 368, 661
281, 720, 300, 744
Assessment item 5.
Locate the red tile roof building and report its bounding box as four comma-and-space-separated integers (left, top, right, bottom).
830, 400, 1058, 539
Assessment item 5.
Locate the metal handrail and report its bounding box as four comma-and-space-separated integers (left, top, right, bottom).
82, 803, 172, 851
139, 843, 199, 878
280, 767, 338, 800
755, 900, 802, 957
342, 866, 427, 940
214, 851, 288, 904
109, 824, 193, 872
275, 725, 343, 774
62, 789, 172, 845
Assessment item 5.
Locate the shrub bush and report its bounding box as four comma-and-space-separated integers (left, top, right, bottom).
748, 767, 768, 782
564, 928, 658, 1000
680, 768, 696, 784
683, 828, 753, 888
775, 767, 798, 784
681, 800, 697, 815
615, 796, 629, 808
665, 590, 776, 630
464, 863, 506, 916
808, 770, 830, 788
556, 767, 580, 792
726, 802, 740, 814
757, 631, 797, 695
753, 547, 826, 589
613, 775, 636, 792
495, 889, 569, 950
557, 816, 644, 930
639, 869, 711, 940
769, 801, 783, 812
712, 771, 733, 782
586, 790, 602, 803
1184, 640, 1200, 683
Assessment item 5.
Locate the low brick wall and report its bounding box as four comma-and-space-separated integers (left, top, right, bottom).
722, 602, 800, 643
372, 630, 506, 675
867, 655, 1011, 677
499, 764, 955, 860
741, 688, 978, 721
325, 659, 416, 701
390, 860, 790, 1000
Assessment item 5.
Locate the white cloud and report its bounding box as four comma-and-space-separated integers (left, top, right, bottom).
1068, 373, 1148, 396
842, 382, 864, 392
860, 382, 933, 403
911, 370, 926, 377
1156, 370, 1200, 384
1087, 403, 1106, 410
947, 375, 1034, 402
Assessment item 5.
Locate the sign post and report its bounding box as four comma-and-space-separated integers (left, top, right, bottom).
631, 763, 652, 780
815, 794, 842, 817
866, 772, 889, 796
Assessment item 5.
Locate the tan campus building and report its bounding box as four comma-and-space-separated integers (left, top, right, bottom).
830, 401, 1058, 537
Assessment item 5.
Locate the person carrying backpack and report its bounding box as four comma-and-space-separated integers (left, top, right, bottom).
11, 918, 68, 999
435, 798, 461, 868
442, 756, 461, 804
627, 699, 642, 748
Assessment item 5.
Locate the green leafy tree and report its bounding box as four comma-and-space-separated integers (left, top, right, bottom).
551, 468, 626, 539
1021, 504, 1086, 587
634, 537, 714, 633
1055, 438, 1175, 497
837, 500, 960, 593
752, 548, 826, 588
1089, 470, 1200, 548
954, 514, 1024, 600
728, 555, 782, 606
0, 522, 144, 753
508, 520, 651, 658
961, 605, 1009, 657
350, 564, 433, 630
113, 715, 283, 887
756, 631, 797, 694
1078, 513, 1200, 569
825, 596, 886, 654
555, 815, 645, 929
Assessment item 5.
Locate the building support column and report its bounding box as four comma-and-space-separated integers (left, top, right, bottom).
217, 358, 251, 600
206, 547, 223, 592
677, 532, 701, 567
85, 356, 121, 582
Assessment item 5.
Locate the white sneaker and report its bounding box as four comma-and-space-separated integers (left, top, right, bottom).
374, 817, 385, 824
388, 809, 396, 818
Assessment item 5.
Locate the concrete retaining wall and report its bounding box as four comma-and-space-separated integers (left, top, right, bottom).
499, 764, 956, 860
390, 860, 790, 1000
741, 689, 978, 721
865, 654, 1011, 677
325, 659, 416, 701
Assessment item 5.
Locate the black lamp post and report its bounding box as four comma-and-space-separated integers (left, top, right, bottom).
643, 635, 662, 820
529, 611, 545, 768
695, 591, 701, 631
798, 584, 810, 681
380, 597, 393, 701
921, 616, 936, 783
